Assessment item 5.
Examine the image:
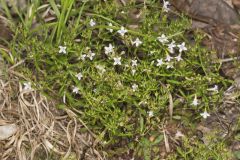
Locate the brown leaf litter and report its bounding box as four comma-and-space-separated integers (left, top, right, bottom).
0, 66, 104, 159
171, 0, 240, 87
171, 0, 240, 156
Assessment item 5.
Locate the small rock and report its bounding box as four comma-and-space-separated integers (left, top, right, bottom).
171, 0, 240, 25
232, 0, 240, 9
0, 124, 18, 140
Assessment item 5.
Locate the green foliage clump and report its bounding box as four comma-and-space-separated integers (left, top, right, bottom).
168, 136, 232, 160
2, 0, 233, 158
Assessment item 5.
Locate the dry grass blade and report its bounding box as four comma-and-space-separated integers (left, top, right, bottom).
168, 93, 173, 121
163, 129, 170, 153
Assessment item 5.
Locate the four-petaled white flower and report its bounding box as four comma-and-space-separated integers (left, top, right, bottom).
23, 82, 32, 90
175, 53, 182, 61
104, 44, 114, 55
192, 94, 199, 106
59, 46, 67, 54
113, 57, 121, 65
131, 59, 137, 67
177, 42, 187, 53
75, 72, 83, 80
72, 86, 79, 94
207, 85, 218, 92
108, 23, 113, 32
156, 59, 164, 66
148, 110, 154, 117
157, 34, 168, 44
163, 0, 170, 12
200, 111, 210, 119
132, 38, 142, 47
168, 40, 176, 53
165, 54, 173, 62
117, 26, 127, 37
175, 130, 185, 138
89, 19, 96, 27
132, 83, 138, 92
87, 50, 95, 60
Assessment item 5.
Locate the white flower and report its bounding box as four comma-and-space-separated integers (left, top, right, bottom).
96, 65, 106, 73
157, 34, 168, 44
200, 111, 210, 119
175, 53, 182, 61
132, 38, 142, 47
177, 42, 187, 53
87, 50, 95, 60
131, 59, 137, 67
81, 54, 86, 61
108, 23, 113, 32
175, 130, 185, 138
132, 84, 138, 92
163, 0, 170, 12
156, 59, 164, 66
165, 54, 173, 62
89, 19, 96, 27
168, 40, 176, 53
104, 44, 114, 55
117, 26, 127, 37
207, 85, 218, 92
132, 69, 136, 75
59, 46, 67, 54
72, 86, 79, 94
75, 72, 83, 80
23, 82, 32, 90
113, 57, 121, 65
148, 110, 154, 117
191, 94, 199, 106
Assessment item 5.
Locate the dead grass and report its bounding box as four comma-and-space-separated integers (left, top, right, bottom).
0, 63, 104, 160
